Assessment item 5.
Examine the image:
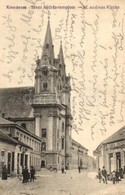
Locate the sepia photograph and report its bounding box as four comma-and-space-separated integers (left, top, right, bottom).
0, 0, 125, 194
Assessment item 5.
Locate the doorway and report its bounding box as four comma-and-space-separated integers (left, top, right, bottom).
41, 160, 45, 168
116, 152, 121, 169
7, 153, 11, 174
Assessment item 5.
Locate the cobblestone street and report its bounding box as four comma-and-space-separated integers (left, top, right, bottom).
0, 169, 125, 195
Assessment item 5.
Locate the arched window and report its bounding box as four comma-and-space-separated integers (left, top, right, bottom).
41, 142, 46, 151
62, 137, 64, 149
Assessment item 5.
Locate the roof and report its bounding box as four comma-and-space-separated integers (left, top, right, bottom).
94, 126, 125, 152
0, 117, 14, 125
0, 131, 32, 149
72, 139, 88, 151
102, 126, 125, 144
0, 117, 41, 141
0, 87, 34, 118
0, 130, 18, 145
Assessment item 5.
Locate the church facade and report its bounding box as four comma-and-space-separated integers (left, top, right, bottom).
0, 19, 88, 172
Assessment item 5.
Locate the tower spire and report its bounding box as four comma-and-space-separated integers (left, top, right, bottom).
59, 40, 64, 65
41, 17, 54, 65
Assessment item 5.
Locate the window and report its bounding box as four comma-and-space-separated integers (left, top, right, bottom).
62, 122, 64, 131
43, 82, 48, 90
41, 128, 47, 138
62, 137, 64, 150
41, 142, 46, 151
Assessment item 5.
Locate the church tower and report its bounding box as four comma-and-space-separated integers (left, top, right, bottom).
32, 18, 72, 170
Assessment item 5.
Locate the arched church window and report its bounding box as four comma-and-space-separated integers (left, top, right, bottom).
41, 128, 47, 138
61, 137, 64, 150
41, 142, 46, 151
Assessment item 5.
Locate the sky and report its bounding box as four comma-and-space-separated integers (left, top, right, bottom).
0, 0, 125, 156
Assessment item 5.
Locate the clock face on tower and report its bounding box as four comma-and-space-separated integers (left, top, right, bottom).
42, 67, 49, 76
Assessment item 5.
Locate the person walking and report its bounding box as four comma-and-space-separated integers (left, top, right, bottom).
30, 166, 35, 182
61, 164, 64, 174
78, 166, 81, 173
116, 169, 120, 183
112, 170, 116, 184
22, 166, 28, 183
102, 166, 108, 184
98, 168, 102, 183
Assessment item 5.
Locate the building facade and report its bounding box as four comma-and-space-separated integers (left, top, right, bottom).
32, 19, 72, 170
0, 117, 41, 174
94, 126, 125, 174
0, 19, 88, 171
71, 139, 88, 169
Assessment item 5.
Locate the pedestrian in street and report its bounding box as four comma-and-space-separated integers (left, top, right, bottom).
22, 166, 28, 183
78, 166, 81, 173
30, 166, 35, 182
2, 165, 8, 180
112, 170, 116, 184
64, 168, 67, 174
120, 167, 123, 179
61, 164, 64, 174
116, 169, 120, 183
102, 166, 108, 184
98, 168, 102, 183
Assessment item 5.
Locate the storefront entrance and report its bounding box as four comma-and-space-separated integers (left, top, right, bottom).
116, 152, 121, 170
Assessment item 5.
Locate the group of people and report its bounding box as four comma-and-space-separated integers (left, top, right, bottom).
98, 166, 123, 184
22, 166, 35, 183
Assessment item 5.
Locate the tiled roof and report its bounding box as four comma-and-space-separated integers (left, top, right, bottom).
94, 126, 125, 152
102, 126, 125, 144
0, 130, 18, 144
72, 139, 88, 151
0, 87, 34, 118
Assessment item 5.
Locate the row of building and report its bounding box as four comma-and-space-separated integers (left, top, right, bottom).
0, 116, 95, 175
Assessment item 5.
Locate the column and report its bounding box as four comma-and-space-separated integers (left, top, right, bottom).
35, 116, 41, 137
37, 76, 40, 94
112, 152, 116, 172
47, 116, 53, 150
27, 152, 30, 170
121, 151, 124, 168
14, 152, 17, 174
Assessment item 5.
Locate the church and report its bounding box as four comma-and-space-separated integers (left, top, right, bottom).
0, 19, 88, 173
